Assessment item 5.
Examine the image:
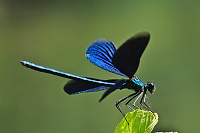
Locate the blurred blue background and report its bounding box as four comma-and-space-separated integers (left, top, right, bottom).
1, 0, 200, 132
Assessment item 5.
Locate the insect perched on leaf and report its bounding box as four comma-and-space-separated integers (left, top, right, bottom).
21, 31, 156, 117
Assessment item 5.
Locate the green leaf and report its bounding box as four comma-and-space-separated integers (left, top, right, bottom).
115, 109, 158, 133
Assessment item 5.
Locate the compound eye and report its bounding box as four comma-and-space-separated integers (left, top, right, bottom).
147, 82, 155, 93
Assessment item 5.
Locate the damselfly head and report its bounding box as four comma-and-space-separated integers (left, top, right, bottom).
146, 82, 156, 94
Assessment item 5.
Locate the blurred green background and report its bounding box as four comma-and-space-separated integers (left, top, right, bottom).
1, 0, 200, 132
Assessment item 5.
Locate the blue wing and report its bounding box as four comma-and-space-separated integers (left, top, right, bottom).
64, 78, 127, 102
64, 79, 118, 95
86, 39, 127, 77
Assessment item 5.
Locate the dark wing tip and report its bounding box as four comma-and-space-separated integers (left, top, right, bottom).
132, 31, 150, 42
99, 89, 111, 102
124, 31, 150, 50
135, 31, 150, 37
99, 96, 104, 102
